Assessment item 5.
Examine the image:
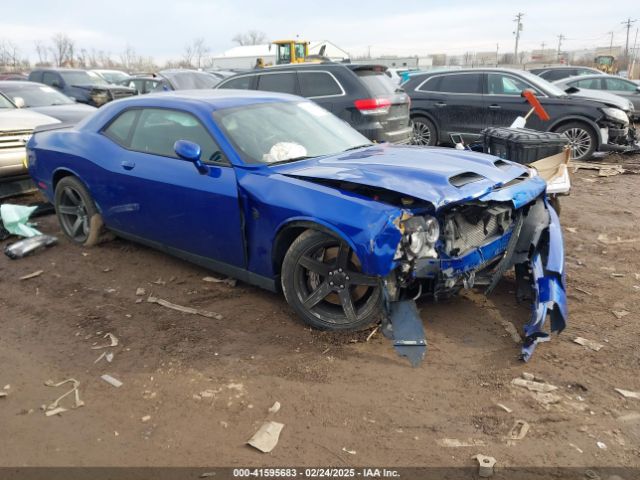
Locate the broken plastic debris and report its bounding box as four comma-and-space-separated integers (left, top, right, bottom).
268, 401, 281, 414
573, 337, 604, 351
0, 391, 7, 399
202, 276, 237, 287
136, 287, 146, 296
0, 204, 42, 237
341, 447, 356, 455
20, 270, 43, 281
614, 388, 640, 400
437, 438, 486, 447
247, 421, 284, 453
44, 378, 84, 415
147, 296, 223, 320
472, 454, 496, 478
91, 333, 119, 350
611, 310, 630, 320
596, 441, 607, 450
569, 442, 583, 454
511, 378, 558, 393
101, 374, 123, 388
94, 351, 114, 364
141, 415, 151, 422
4, 235, 58, 259
597, 234, 639, 245
496, 403, 513, 413
508, 420, 530, 441
522, 372, 535, 381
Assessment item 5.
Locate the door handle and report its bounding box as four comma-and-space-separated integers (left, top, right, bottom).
434, 102, 447, 107
489, 104, 502, 110
120, 160, 135, 170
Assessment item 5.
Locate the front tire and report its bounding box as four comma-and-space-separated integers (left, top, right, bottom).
54, 176, 104, 246
281, 230, 382, 331
553, 122, 597, 161
411, 116, 437, 146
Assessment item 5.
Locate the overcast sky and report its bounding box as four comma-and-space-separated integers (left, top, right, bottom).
1, 0, 638, 62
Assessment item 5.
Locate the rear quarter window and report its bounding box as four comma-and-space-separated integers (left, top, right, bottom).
256, 72, 298, 94
421, 73, 482, 94
299, 71, 343, 97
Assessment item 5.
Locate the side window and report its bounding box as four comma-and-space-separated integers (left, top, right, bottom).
487, 74, 535, 95
218, 75, 253, 90
129, 109, 226, 164
256, 72, 297, 94
574, 78, 602, 90
42, 72, 60, 87
417, 76, 443, 92
605, 78, 637, 92
541, 70, 569, 81
103, 109, 139, 146
439, 73, 483, 94
299, 71, 342, 97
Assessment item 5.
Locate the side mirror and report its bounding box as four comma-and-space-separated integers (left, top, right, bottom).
174, 139, 209, 174
564, 86, 579, 94
636, 85, 640, 93
13, 96, 25, 108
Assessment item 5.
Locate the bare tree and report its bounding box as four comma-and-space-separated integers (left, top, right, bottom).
34, 40, 50, 65
50, 33, 75, 66
0, 40, 20, 67
192, 37, 210, 68
232, 30, 267, 46
182, 43, 195, 67
120, 44, 138, 70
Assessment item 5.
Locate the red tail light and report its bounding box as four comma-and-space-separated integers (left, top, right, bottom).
354, 97, 392, 115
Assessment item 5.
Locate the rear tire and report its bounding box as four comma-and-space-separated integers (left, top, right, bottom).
54, 176, 106, 246
553, 121, 597, 161
411, 116, 437, 146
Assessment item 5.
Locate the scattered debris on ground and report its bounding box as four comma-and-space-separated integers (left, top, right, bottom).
573, 337, 604, 351
437, 438, 486, 447
147, 296, 223, 320
614, 388, 640, 400
472, 454, 496, 477
341, 447, 356, 455
511, 377, 558, 393
202, 276, 237, 287
101, 374, 123, 388
91, 333, 119, 349
4, 235, 58, 259
268, 401, 281, 414
19, 270, 44, 281
247, 421, 284, 453
44, 378, 84, 416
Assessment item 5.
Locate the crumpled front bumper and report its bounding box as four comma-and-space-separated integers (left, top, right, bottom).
385, 195, 567, 366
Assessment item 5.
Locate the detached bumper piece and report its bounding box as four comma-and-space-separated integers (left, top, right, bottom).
382, 300, 426, 367
517, 200, 567, 361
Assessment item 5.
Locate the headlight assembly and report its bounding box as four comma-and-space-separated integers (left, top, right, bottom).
91, 91, 109, 106
601, 107, 629, 125
398, 215, 440, 260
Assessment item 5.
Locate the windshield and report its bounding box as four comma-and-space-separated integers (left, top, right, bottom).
1, 83, 74, 107
0, 93, 16, 109
213, 101, 372, 164
161, 71, 220, 89
517, 70, 567, 97
60, 71, 108, 86
97, 71, 130, 84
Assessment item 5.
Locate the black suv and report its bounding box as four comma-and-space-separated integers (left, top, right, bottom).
403, 68, 635, 160
215, 63, 412, 144
28, 68, 135, 107
529, 66, 603, 82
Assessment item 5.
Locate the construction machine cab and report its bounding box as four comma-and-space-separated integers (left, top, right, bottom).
594, 55, 617, 74
273, 40, 309, 65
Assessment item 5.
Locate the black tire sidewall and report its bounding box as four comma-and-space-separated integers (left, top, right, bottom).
281, 230, 382, 331
411, 115, 437, 146
54, 176, 100, 246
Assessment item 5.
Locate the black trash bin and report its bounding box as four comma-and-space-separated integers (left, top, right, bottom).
482, 127, 569, 164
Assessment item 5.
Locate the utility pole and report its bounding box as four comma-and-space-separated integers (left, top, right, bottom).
622, 18, 637, 65
367, 45, 372, 59
608, 31, 614, 54
496, 43, 499, 65
557, 34, 565, 62
513, 13, 524, 63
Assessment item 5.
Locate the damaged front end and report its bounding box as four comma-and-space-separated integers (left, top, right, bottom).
382, 175, 567, 366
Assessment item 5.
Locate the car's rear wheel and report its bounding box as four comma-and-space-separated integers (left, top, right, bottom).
411, 116, 437, 146
54, 176, 103, 246
553, 122, 597, 161
281, 230, 382, 331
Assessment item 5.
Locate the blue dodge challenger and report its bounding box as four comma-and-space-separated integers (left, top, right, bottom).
27, 90, 567, 364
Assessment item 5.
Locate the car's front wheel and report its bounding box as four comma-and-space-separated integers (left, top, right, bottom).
553, 122, 597, 161
54, 176, 105, 246
411, 116, 437, 146
281, 230, 383, 331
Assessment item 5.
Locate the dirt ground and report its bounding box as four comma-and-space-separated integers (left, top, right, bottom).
1, 156, 640, 476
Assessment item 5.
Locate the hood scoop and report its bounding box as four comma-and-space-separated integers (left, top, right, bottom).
449, 172, 487, 187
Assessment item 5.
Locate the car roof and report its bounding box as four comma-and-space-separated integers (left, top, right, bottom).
117, 89, 302, 109
31, 68, 87, 72
407, 67, 527, 78
0, 80, 42, 87
557, 74, 622, 83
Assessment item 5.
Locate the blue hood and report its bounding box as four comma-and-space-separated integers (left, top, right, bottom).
271, 145, 534, 209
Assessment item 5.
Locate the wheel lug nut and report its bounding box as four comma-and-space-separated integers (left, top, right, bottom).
329, 282, 334, 286
340, 285, 344, 289
346, 276, 350, 280
329, 272, 333, 276
338, 268, 343, 272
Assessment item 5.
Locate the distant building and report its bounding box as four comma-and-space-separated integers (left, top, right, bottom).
530, 49, 557, 63
595, 46, 623, 57
209, 40, 350, 69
